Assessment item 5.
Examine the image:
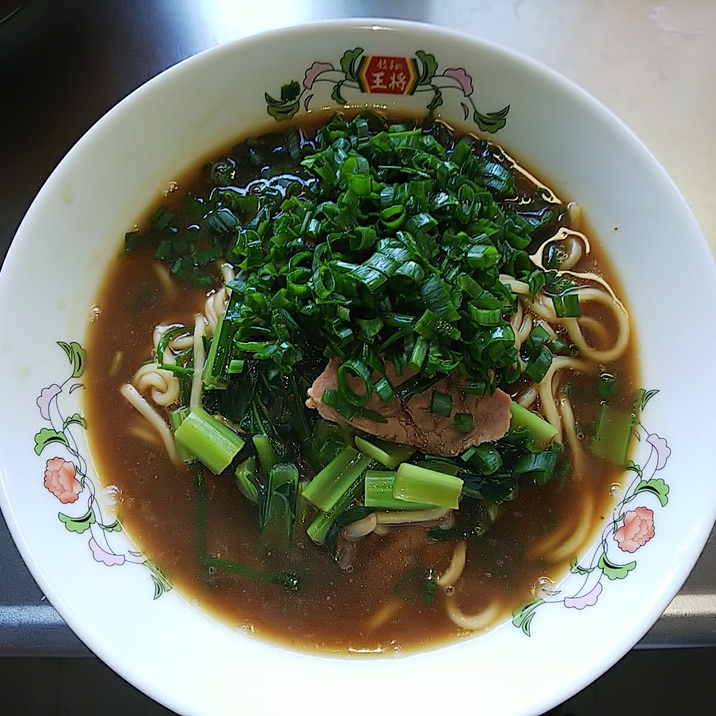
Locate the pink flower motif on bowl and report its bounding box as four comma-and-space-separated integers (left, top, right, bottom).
614, 506, 656, 553
89, 537, 126, 566
36, 383, 61, 421
646, 433, 671, 470
443, 67, 474, 95
44, 456, 82, 504
303, 61, 334, 89
564, 582, 603, 610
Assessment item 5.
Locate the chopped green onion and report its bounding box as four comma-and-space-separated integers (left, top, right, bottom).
552, 291, 581, 318
379, 204, 406, 229
464, 378, 488, 396
465, 443, 502, 474
320, 388, 358, 421
466, 244, 500, 270
336, 358, 374, 407
513, 447, 560, 484
206, 207, 239, 235
394, 371, 445, 399
454, 412, 474, 433
227, 359, 245, 374
468, 305, 503, 327
525, 344, 553, 383
374, 376, 397, 402
419, 275, 460, 323
150, 205, 174, 230
408, 336, 429, 372
430, 390, 453, 417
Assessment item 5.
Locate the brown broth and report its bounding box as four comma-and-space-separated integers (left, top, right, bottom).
83, 116, 638, 654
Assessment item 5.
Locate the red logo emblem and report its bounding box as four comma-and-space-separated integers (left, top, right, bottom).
358, 55, 419, 95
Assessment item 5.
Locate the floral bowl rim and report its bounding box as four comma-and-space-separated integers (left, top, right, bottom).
1, 18, 716, 716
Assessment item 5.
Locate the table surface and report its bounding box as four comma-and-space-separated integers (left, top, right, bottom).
1, 0, 715, 656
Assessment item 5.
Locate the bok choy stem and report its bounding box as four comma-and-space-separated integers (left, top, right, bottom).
175, 406, 245, 474
191, 464, 299, 590
301, 445, 373, 513
364, 470, 436, 510
509, 401, 558, 449
393, 463, 464, 510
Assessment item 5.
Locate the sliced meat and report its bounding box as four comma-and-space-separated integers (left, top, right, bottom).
305, 357, 512, 456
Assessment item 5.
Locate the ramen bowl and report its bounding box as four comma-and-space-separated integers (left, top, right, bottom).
0, 19, 715, 716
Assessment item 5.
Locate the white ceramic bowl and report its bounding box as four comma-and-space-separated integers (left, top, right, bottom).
1, 19, 715, 716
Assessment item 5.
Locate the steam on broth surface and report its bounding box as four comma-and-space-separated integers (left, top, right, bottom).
84, 112, 637, 653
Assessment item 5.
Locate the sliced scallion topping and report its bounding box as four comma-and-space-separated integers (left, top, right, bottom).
430, 390, 453, 417
552, 291, 581, 318
336, 358, 374, 407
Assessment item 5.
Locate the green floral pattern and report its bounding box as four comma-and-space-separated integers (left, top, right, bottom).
35, 341, 170, 599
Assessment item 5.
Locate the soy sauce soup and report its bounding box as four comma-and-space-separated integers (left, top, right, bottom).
84, 112, 638, 653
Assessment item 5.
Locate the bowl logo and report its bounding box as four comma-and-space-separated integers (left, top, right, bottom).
356, 55, 419, 95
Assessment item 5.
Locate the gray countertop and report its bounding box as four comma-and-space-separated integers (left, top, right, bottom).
1, 0, 714, 656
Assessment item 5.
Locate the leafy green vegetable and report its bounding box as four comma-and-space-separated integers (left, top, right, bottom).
301, 446, 373, 513
509, 401, 558, 449
393, 463, 464, 509
354, 436, 415, 469
123, 112, 623, 584
191, 465, 300, 589
364, 470, 437, 510
591, 404, 634, 465
260, 462, 299, 548
174, 406, 245, 474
